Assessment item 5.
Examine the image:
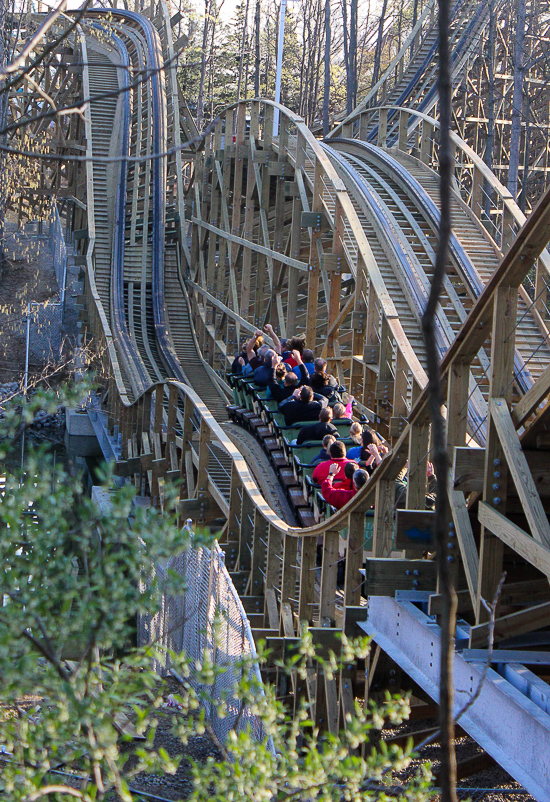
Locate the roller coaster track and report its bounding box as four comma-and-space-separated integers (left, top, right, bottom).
14, 3, 550, 796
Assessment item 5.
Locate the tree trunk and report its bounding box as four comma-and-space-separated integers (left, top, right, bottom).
323, 0, 331, 134
371, 0, 388, 103
254, 0, 260, 97
422, 0, 458, 795
341, 0, 350, 113
0, 0, 7, 266
507, 0, 526, 200
410, 0, 419, 59
196, 0, 210, 130
483, 0, 495, 221
519, 91, 530, 213
236, 0, 251, 102
349, 0, 357, 111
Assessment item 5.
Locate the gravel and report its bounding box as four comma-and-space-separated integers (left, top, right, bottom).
120, 679, 221, 801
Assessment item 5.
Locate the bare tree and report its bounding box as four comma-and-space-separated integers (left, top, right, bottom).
421, 0, 458, 795
196, 0, 210, 128
341, 0, 357, 115
323, 0, 330, 134
507, 0, 526, 199
371, 0, 389, 100
236, 0, 251, 101
254, 0, 260, 96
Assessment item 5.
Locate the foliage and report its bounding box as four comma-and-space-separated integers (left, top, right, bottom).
0, 382, 435, 801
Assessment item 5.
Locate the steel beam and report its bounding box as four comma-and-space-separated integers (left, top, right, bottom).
360, 596, 550, 801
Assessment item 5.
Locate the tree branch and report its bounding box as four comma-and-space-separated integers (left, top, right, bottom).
2, 0, 93, 92
26, 785, 84, 800
0, 0, 69, 78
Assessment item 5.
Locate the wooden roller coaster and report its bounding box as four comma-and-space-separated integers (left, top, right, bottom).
10, 1, 550, 796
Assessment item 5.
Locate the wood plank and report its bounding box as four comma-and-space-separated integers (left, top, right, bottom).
449, 488, 479, 607
178, 496, 221, 520
345, 511, 366, 607
324, 674, 339, 734
500, 578, 550, 606
373, 479, 396, 557
191, 216, 309, 272
362, 558, 437, 596
298, 537, 317, 624
469, 600, 550, 647
280, 602, 295, 637
265, 588, 279, 631
319, 530, 339, 626
452, 447, 484, 493
429, 589, 473, 616
513, 361, 550, 427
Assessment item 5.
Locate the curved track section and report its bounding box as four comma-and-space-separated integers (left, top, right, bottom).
323, 138, 550, 442
79, 9, 228, 416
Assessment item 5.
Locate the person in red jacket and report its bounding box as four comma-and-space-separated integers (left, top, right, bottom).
312, 440, 350, 484
321, 463, 369, 509
338, 460, 360, 490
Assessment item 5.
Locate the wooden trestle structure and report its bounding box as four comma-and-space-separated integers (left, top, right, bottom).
9, 0, 550, 790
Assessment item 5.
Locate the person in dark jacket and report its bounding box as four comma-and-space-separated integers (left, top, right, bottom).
253, 349, 278, 386
231, 342, 249, 374
310, 434, 337, 465
337, 459, 361, 491
313, 358, 339, 388
296, 407, 337, 445
280, 385, 327, 425
267, 354, 308, 403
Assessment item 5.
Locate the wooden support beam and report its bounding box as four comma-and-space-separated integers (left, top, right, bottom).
264, 524, 284, 626
478, 502, 550, 577
490, 398, 550, 548
298, 537, 317, 625
319, 530, 339, 626
373, 479, 395, 558
449, 488, 479, 608
513, 362, 550, 427
453, 446, 550, 496
345, 511, 366, 607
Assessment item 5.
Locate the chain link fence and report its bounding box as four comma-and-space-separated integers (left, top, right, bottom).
48, 206, 68, 308
22, 210, 69, 380
27, 300, 64, 369
138, 538, 271, 748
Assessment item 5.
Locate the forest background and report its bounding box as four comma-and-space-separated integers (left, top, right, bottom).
174, 0, 417, 130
